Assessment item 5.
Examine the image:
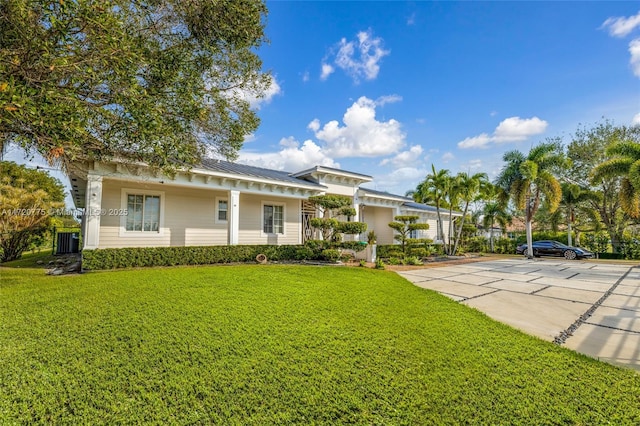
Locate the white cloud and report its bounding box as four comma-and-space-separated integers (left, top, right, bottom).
633, 113, 640, 125
458, 116, 548, 149
407, 12, 416, 26
239, 137, 339, 172
302, 71, 310, 82
380, 145, 423, 167
462, 159, 483, 170
323, 30, 389, 83
601, 11, 640, 38
312, 96, 405, 157
493, 116, 548, 142
320, 63, 334, 81
457, 133, 492, 149
370, 167, 427, 196
442, 152, 454, 163
242, 75, 282, 110
630, 38, 640, 77
307, 118, 320, 132
376, 94, 402, 106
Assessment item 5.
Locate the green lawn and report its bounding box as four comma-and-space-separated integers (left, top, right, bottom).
1, 265, 639, 424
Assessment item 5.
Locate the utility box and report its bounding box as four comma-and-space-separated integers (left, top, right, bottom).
56, 232, 80, 255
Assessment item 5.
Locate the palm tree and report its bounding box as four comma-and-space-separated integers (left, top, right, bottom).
414, 165, 450, 243
556, 182, 599, 246
495, 142, 564, 258
451, 172, 488, 255
592, 141, 640, 219
482, 201, 512, 252
444, 174, 461, 255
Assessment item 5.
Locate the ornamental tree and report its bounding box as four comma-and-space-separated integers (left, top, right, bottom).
0, 0, 270, 172
308, 195, 366, 242
388, 215, 430, 254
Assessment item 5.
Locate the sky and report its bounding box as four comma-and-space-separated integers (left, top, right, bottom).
5, 1, 640, 203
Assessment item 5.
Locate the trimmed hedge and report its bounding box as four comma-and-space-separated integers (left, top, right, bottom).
82, 245, 306, 270
82, 241, 370, 270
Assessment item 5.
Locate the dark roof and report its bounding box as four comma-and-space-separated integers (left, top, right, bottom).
200, 159, 325, 188
359, 187, 412, 201
402, 201, 440, 213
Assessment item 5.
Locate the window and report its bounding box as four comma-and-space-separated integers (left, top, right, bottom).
217, 199, 228, 222
126, 194, 160, 232
263, 204, 284, 234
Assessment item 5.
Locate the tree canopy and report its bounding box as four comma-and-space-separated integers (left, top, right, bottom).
1, 161, 66, 262
0, 0, 270, 172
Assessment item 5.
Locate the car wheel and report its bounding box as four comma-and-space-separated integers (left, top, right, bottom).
533, 248, 539, 257
564, 250, 577, 260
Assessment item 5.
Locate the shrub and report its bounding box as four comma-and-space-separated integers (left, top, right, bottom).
405, 256, 423, 266
82, 245, 311, 270
581, 232, 610, 255
464, 236, 488, 253
409, 247, 430, 258
494, 238, 516, 254
321, 249, 341, 262
619, 235, 640, 260
374, 258, 385, 270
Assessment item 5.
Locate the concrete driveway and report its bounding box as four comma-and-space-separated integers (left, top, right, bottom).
397, 258, 640, 371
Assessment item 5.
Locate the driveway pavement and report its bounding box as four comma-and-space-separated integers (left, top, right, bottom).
396, 258, 640, 371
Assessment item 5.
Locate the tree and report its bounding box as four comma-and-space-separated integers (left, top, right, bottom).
593, 138, 640, 219
0, 161, 65, 262
482, 201, 511, 253
553, 182, 598, 246
495, 141, 564, 258
568, 121, 640, 252
307, 195, 366, 242
388, 215, 430, 254
413, 165, 449, 243
0, 0, 270, 172
451, 172, 487, 255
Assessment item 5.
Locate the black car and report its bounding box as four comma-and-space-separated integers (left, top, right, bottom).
516, 240, 594, 260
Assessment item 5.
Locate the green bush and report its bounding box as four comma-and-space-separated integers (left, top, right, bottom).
581, 232, 610, 255
405, 256, 423, 266
494, 238, 516, 254
619, 235, 640, 260
409, 247, 430, 258
82, 245, 312, 270
321, 249, 341, 262
465, 236, 488, 253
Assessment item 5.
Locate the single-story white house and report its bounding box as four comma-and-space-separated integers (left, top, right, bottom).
68, 159, 459, 250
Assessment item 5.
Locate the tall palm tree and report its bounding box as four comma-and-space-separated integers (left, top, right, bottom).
495, 142, 564, 258
451, 171, 488, 255
414, 165, 450, 243
592, 141, 640, 219
445, 173, 461, 254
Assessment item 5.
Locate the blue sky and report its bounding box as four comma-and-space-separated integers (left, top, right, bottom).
238, 1, 640, 195
5, 1, 640, 201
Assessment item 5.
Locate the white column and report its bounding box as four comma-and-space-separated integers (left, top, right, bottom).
83, 175, 103, 249
352, 191, 361, 242
228, 190, 240, 245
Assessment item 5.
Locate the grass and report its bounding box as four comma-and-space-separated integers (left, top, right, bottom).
1, 249, 57, 268
1, 265, 640, 424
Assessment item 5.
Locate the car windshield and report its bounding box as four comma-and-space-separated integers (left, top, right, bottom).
552, 242, 569, 248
